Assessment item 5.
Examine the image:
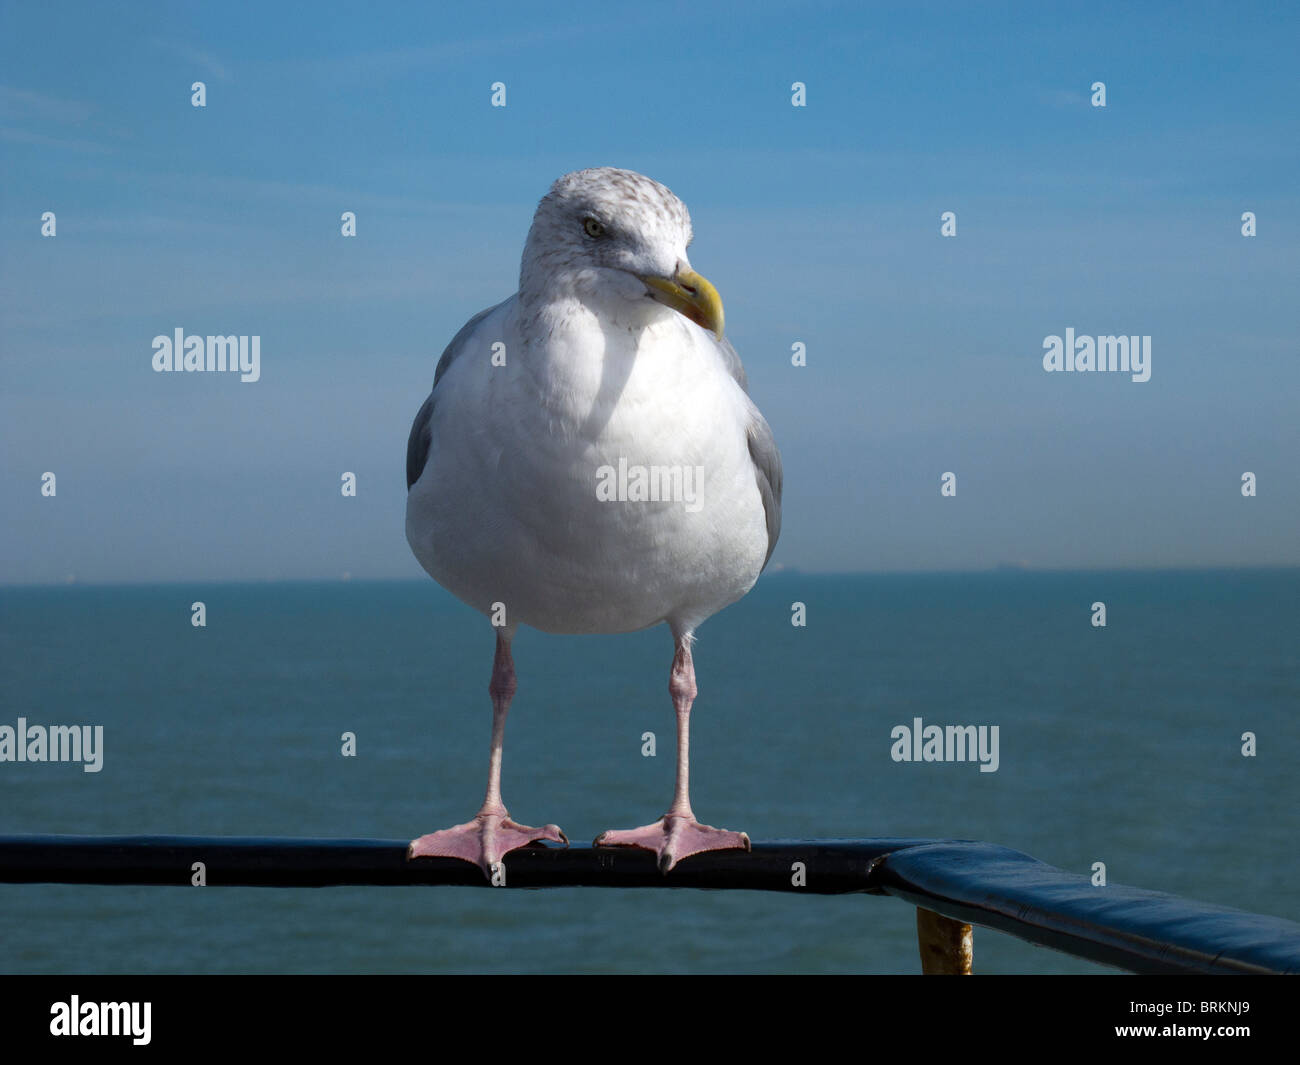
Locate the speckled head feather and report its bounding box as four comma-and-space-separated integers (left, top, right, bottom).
519, 167, 694, 299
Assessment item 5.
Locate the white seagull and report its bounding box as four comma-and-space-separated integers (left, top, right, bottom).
405, 167, 782, 877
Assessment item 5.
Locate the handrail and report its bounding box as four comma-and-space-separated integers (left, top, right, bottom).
2, 834, 1296, 974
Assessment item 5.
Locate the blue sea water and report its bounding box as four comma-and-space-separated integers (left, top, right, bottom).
0, 570, 1296, 974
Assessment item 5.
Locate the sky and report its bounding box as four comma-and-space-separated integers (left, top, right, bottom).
2, 0, 1297, 583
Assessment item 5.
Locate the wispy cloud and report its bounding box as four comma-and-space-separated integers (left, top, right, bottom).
0, 85, 95, 124
254, 17, 649, 82
150, 39, 231, 81
1040, 88, 1087, 108
134, 169, 510, 216
0, 125, 113, 153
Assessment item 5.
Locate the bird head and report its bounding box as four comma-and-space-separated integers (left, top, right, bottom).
519, 167, 724, 339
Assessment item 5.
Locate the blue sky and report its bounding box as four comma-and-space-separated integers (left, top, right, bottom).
2, 0, 1297, 582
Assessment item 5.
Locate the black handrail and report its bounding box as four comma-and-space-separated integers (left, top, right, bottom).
2, 834, 1296, 974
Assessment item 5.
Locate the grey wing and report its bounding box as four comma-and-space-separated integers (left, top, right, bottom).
405, 394, 435, 491
717, 335, 749, 391
748, 412, 783, 570
719, 337, 782, 570
405, 301, 505, 491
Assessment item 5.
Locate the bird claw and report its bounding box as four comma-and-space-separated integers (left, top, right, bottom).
408, 813, 568, 881
594, 814, 750, 873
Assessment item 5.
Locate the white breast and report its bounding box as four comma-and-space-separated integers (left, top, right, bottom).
406, 297, 769, 635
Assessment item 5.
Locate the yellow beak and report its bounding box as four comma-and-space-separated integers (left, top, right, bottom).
640, 268, 725, 340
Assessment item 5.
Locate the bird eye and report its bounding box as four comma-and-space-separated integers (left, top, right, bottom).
583, 217, 605, 238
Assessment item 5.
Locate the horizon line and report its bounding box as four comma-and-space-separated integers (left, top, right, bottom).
2, 562, 1298, 591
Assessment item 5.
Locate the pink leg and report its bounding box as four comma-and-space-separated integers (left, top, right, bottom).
408, 632, 566, 880
594, 634, 749, 873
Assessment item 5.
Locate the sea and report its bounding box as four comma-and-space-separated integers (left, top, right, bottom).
0, 569, 1296, 974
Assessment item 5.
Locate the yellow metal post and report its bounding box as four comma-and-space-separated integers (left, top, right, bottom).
917, 907, 973, 974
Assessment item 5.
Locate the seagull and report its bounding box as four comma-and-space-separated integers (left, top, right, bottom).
405, 167, 782, 878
